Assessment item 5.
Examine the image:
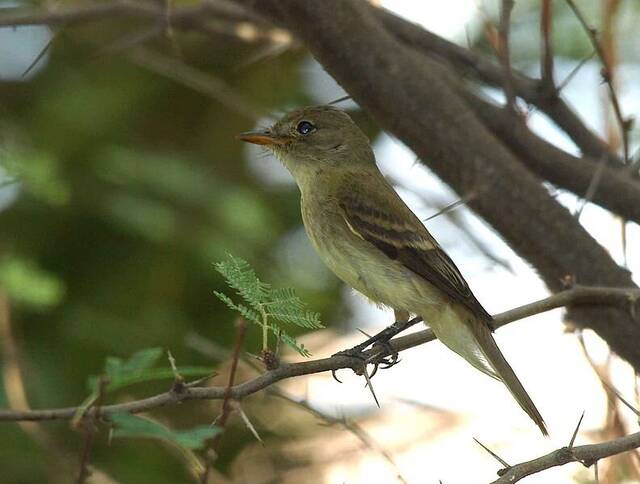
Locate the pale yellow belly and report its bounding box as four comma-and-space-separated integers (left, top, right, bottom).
302, 205, 441, 313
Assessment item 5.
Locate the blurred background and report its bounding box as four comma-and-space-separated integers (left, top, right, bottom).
0, 0, 639, 482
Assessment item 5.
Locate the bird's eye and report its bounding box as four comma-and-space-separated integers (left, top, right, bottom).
296, 121, 315, 135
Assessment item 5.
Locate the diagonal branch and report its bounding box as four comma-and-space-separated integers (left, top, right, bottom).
242, 0, 640, 369
491, 431, 640, 483
373, 6, 620, 164
564, 0, 630, 163
0, 1, 620, 165
0, 285, 638, 423
462, 93, 640, 224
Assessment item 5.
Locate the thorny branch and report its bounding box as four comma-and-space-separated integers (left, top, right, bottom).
200, 319, 247, 483
0, 285, 638, 423
0, 0, 622, 165
563, 0, 631, 163
491, 431, 640, 483
2, 1, 640, 480
1, 286, 639, 481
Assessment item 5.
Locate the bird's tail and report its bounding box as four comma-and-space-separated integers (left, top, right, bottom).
427, 307, 548, 436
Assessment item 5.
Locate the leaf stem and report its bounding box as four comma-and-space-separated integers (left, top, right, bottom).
260, 307, 268, 351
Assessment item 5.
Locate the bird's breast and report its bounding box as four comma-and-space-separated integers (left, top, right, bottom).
300, 194, 435, 311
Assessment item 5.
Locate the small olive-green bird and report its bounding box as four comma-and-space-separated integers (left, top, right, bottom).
239, 105, 547, 435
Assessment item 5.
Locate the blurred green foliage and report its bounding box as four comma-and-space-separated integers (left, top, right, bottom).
0, 6, 344, 482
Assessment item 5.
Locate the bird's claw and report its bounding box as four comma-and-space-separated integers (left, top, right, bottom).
331, 338, 400, 382
367, 340, 400, 374
331, 369, 343, 383
331, 346, 369, 381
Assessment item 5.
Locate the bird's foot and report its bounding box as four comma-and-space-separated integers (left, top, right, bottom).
331, 346, 369, 382
331, 325, 406, 382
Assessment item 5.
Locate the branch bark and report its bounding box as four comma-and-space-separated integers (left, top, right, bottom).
464, 93, 640, 224
373, 6, 621, 164
236, 0, 640, 370
4, 2, 638, 219
0, 286, 637, 423
492, 431, 640, 483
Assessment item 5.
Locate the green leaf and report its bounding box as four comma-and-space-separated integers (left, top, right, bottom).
88, 366, 214, 393
214, 254, 323, 357
273, 326, 311, 357
1, 149, 69, 205
265, 287, 323, 329
110, 412, 221, 450
214, 254, 269, 312
87, 347, 213, 392
119, 347, 164, 373
0, 256, 65, 308
213, 292, 262, 326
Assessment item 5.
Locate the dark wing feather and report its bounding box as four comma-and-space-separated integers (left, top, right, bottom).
340, 197, 493, 323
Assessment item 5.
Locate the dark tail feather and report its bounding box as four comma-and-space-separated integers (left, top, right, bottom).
475, 320, 548, 436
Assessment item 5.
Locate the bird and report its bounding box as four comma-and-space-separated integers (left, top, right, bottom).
238, 105, 547, 435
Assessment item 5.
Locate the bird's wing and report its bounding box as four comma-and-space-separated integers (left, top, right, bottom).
339, 192, 493, 323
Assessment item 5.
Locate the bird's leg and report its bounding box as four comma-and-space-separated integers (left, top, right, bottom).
331, 310, 423, 381
369, 310, 410, 369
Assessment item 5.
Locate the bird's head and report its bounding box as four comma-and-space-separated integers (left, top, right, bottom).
238, 105, 374, 182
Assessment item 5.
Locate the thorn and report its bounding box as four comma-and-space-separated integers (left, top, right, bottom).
362, 365, 381, 408
473, 437, 510, 468
365, 348, 385, 364
357, 328, 373, 339
328, 94, 352, 105
601, 380, 640, 419
367, 361, 380, 379
594, 460, 599, 483
167, 350, 183, 382
185, 372, 218, 388
568, 411, 585, 449
232, 401, 263, 445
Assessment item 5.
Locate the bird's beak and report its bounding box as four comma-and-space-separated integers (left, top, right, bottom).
236, 130, 290, 146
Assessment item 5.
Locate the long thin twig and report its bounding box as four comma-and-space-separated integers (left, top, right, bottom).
76, 377, 108, 484
125, 46, 264, 121
540, 0, 554, 86
556, 50, 596, 92
574, 155, 607, 219
200, 318, 248, 483
0, 0, 622, 166
498, 0, 517, 114
376, 7, 620, 163
564, 0, 630, 163
491, 431, 640, 483
0, 286, 639, 423
269, 389, 408, 484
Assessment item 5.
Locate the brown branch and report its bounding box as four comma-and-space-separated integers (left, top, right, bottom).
76, 377, 108, 484
373, 6, 620, 164
462, 93, 640, 224
564, 0, 630, 163
0, 0, 620, 165
491, 431, 640, 483
540, 0, 554, 86
200, 319, 247, 483
0, 0, 283, 45
268, 388, 408, 484
0, 286, 638, 423
125, 46, 265, 121
498, 0, 517, 113
244, 0, 640, 369
0, 0, 261, 28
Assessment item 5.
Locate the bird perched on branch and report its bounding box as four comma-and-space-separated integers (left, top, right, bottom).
238, 105, 547, 435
